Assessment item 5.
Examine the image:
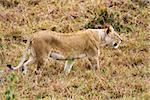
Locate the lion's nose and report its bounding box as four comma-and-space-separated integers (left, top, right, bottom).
113, 43, 117, 47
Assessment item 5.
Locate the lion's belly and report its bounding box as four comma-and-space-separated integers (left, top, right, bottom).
50, 51, 86, 60
49, 36, 87, 57
50, 46, 85, 58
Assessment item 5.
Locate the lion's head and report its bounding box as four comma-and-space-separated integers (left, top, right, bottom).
102, 25, 122, 49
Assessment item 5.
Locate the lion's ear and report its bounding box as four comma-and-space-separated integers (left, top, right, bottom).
106, 26, 110, 34
106, 25, 114, 34
104, 24, 112, 34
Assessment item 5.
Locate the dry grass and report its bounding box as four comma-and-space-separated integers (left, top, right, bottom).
0, 0, 150, 99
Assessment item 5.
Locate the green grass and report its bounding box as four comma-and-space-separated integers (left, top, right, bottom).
0, 0, 150, 99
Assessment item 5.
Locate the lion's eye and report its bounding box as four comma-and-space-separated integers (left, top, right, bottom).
113, 43, 117, 47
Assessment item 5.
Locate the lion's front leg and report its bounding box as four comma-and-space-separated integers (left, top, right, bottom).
64, 59, 75, 73
88, 56, 99, 70
97, 49, 100, 70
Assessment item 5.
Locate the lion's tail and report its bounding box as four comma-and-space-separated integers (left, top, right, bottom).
7, 39, 31, 70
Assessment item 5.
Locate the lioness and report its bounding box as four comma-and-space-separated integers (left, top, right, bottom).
7, 25, 122, 73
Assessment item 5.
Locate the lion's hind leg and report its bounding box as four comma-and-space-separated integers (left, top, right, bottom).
21, 56, 36, 74
50, 52, 65, 60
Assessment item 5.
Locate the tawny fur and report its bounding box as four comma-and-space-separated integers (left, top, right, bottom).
8, 25, 122, 73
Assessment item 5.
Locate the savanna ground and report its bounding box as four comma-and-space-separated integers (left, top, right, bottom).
0, 0, 150, 99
